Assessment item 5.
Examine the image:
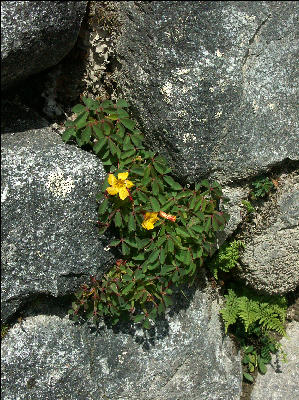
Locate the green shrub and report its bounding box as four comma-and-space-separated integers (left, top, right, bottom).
250, 177, 274, 199
63, 97, 230, 328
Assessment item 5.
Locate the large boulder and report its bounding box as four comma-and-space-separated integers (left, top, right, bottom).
1, 118, 114, 323
237, 171, 299, 295
1, 285, 242, 400
104, 1, 299, 184
1, 1, 87, 91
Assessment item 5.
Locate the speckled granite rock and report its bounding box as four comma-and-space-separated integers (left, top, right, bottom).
108, 1, 299, 184
1, 123, 113, 322
1, 286, 242, 400
237, 171, 299, 295
1, 1, 87, 90
251, 321, 299, 400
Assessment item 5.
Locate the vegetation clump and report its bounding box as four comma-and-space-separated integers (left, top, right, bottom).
62, 97, 229, 328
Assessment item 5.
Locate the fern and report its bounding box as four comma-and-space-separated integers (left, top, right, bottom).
220, 289, 239, 333
220, 286, 287, 336
209, 240, 244, 279
237, 296, 260, 332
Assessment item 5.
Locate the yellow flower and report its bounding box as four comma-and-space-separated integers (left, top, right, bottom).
142, 212, 160, 230
106, 172, 134, 200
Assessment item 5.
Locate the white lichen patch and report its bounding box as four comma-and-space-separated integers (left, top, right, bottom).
45, 167, 75, 198
160, 81, 173, 104
169, 320, 182, 334
215, 110, 223, 119
98, 357, 110, 375
182, 131, 197, 143
252, 100, 259, 113
268, 103, 276, 110
216, 49, 223, 58
177, 109, 188, 118
1, 186, 9, 203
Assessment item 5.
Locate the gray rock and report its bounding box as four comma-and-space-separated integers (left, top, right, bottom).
1, 125, 114, 322
238, 172, 299, 295
1, 1, 87, 91
1, 286, 242, 400
251, 321, 299, 400
111, 1, 299, 184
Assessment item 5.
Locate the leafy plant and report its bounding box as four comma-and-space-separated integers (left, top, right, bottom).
220, 285, 287, 381
241, 200, 256, 214
62, 97, 230, 329
1, 324, 9, 339
208, 240, 244, 279
250, 177, 274, 199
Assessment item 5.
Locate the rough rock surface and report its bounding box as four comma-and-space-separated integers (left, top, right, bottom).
1, 123, 113, 322
238, 171, 299, 295
108, 1, 299, 184
1, 286, 242, 400
251, 321, 299, 400
1, 1, 87, 91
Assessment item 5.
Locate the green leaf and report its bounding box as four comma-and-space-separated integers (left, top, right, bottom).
109, 139, 118, 156
150, 197, 160, 212
167, 237, 174, 253
74, 111, 88, 129
161, 265, 176, 274
123, 135, 133, 151
93, 138, 107, 154
128, 213, 136, 232
133, 314, 145, 323
147, 249, 160, 264
98, 198, 108, 215
81, 126, 92, 144
121, 149, 136, 160
120, 118, 136, 131
122, 241, 130, 256
243, 372, 254, 383
143, 319, 151, 329
153, 161, 166, 175
130, 167, 144, 176
100, 100, 114, 108
131, 134, 142, 147
82, 97, 99, 110
258, 360, 267, 374
132, 253, 145, 261
109, 239, 121, 247
116, 99, 129, 108
122, 281, 135, 295
93, 124, 104, 139
103, 121, 111, 135
116, 123, 126, 137
160, 247, 167, 263
61, 128, 76, 142
114, 211, 122, 228
163, 175, 183, 190
152, 180, 160, 196
175, 226, 190, 238
72, 104, 86, 114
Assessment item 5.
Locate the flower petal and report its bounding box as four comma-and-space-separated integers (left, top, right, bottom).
142, 220, 154, 230
118, 172, 129, 181
125, 179, 134, 188
119, 187, 129, 200
108, 174, 116, 186
106, 186, 119, 195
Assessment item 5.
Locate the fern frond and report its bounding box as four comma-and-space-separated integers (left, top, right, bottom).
258, 304, 286, 335
220, 289, 239, 333
237, 296, 260, 332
